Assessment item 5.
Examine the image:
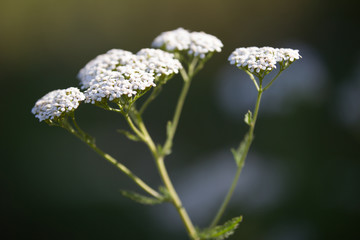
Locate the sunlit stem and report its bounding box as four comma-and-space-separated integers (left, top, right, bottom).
131, 110, 199, 240
138, 85, 163, 115
63, 116, 161, 199
115, 57, 202, 239
122, 113, 147, 142
156, 156, 199, 240
162, 59, 196, 156
263, 69, 283, 91
137, 118, 158, 156
245, 70, 260, 91
210, 75, 264, 227
133, 58, 200, 239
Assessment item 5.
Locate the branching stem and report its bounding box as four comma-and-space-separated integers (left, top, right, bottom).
64, 116, 161, 199
127, 58, 200, 240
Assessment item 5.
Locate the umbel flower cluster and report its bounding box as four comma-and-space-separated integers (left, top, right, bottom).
31, 87, 85, 122
78, 48, 183, 90
152, 27, 223, 59
32, 27, 301, 240
228, 46, 301, 75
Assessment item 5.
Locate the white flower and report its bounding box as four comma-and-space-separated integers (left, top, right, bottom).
152, 28, 223, 59
188, 31, 223, 59
136, 48, 183, 77
152, 28, 191, 52
32, 87, 85, 122
79, 47, 183, 105
78, 49, 135, 89
275, 48, 301, 63
79, 48, 182, 91
228, 47, 301, 74
84, 66, 155, 104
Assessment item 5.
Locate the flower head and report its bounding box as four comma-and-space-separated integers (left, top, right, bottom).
188, 31, 223, 59
135, 48, 182, 83
274, 48, 302, 65
152, 28, 191, 52
78, 49, 134, 89
228, 47, 301, 76
79, 48, 182, 89
152, 28, 223, 59
84, 66, 155, 104
32, 87, 85, 122
79, 48, 182, 107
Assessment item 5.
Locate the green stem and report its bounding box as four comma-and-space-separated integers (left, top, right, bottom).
132, 114, 199, 240
123, 113, 147, 142
87, 141, 161, 199
139, 85, 163, 115
162, 65, 193, 156
245, 70, 260, 91
115, 58, 202, 239
137, 118, 158, 156
130, 60, 199, 239
210, 86, 263, 227
65, 117, 161, 199
156, 156, 199, 240
263, 69, 282, 91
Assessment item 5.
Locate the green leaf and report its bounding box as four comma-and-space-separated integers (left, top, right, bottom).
231, 133, 250, 167
120, 190, 166, 205
198, 216, 243, 240
244, 110, 253, 126
158, 121, 173, 156
117, 129, 141, 142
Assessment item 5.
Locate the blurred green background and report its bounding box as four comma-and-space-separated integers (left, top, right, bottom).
1, 0, 359, 239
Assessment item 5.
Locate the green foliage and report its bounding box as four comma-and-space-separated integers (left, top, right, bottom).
117, 129, 141, 142
198, 216, 243, 240
120, 189, 170, 205
244, 110, 253, 126
231, 133, 250, 167
161, 121, 173, 155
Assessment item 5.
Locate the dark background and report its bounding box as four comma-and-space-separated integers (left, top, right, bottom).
1, 0, 359, 239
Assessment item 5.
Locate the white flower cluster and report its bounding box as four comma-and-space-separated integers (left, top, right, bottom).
32, 87, 85, 122
136, 48, 182, 77
152, 28, 223, 59
78, 48, 182, 104
78, 49, 135, 89
78, 48, 182, 89
84, 66, 155, 104
228, 47, 301, 73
